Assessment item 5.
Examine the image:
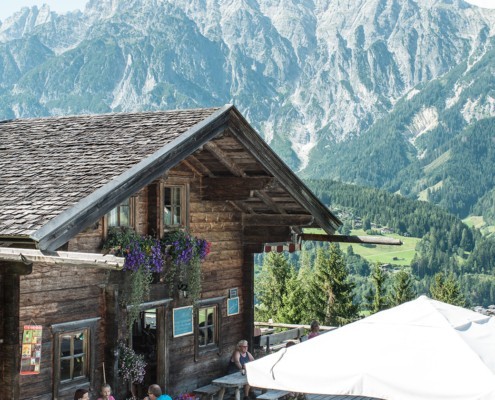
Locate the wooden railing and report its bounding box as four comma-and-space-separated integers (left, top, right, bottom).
253, 322, 336, 353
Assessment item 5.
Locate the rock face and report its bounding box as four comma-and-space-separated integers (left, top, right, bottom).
0, 0, 494, 216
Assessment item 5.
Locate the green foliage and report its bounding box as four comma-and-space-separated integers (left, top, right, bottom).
254, 253, 294, 322
307, 244, 358, 326
370, 263, 388, 313
125, 267, 154, 336
429, 272, 465, 307
389, 269, 416, 307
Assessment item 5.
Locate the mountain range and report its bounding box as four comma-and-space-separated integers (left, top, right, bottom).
1, 0, 494, 221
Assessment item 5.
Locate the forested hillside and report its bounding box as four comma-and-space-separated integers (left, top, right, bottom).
255, 180, 495, 325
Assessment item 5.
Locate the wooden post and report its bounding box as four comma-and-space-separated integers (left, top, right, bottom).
0, 260, 31, 400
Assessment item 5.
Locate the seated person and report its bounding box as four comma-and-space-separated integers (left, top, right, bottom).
74, 389, 89, 400
144, 384, 172, 400
228, 339, 255, 400
98, 384, 116, 400
308, 320, 320, 339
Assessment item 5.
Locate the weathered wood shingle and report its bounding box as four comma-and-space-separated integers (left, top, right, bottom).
0, 107, 219, 237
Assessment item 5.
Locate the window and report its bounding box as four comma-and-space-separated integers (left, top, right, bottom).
107, 198, 131, 227
198, 306, 217, 347
60, 330, 88, 382
51, 318, 98, 397
194, 297, 224, 359
164, 186, 183, 228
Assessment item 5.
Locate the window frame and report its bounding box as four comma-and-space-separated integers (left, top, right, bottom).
160, 183, 189, 234
103, 196, 136, 240
194, 297, 224, 360
51, 318, 99, 398
105, 197, 136, 228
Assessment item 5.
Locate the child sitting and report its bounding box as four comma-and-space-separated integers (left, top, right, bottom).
97, 383, 116, 400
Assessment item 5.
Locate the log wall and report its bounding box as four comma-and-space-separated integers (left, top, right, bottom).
17, 263, 109, 400
11, 166, 256, 399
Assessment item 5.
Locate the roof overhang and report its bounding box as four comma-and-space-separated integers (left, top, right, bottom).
0, 247, 124, 270
28, 104, 341, 251
30, 105, 234, 251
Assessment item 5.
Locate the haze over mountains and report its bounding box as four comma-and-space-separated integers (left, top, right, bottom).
1, 0, 494, 220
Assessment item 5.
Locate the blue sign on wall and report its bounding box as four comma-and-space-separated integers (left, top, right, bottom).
173, 306, 193, 337
227, 297, 240, 316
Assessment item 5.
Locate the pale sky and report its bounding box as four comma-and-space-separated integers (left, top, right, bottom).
0, 0, 494, 22
0, 1, 89, 22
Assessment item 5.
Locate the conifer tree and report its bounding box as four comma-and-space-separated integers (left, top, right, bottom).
430, 272, 466, 306
370, 263, 388, 313
307, 244, 358, 326
389, 269, 415, 306
254, 252, 293, 322
278, 269, 311, 324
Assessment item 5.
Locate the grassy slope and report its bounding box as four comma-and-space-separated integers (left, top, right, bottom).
306, 228, 420, 266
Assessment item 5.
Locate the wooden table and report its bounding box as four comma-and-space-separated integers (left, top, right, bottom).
212, 371, 248, 400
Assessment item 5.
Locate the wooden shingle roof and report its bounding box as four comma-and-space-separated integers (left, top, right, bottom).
0, 107, 219, 237
0, 104, 341, 251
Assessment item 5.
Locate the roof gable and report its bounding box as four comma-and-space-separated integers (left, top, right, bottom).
0, 105, 340, 250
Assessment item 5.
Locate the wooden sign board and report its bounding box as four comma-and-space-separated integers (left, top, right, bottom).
173, 306, 193, 337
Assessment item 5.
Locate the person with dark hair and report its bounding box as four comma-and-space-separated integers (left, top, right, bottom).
144, 384, 172, 400
74, 388, 89, 400
308, 320, 320, 339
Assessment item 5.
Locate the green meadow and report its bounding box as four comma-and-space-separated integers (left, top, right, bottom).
306, 228, 420, 266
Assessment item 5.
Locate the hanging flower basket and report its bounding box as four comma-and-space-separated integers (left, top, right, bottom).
161, 230, 211, 301
118, 341, 146, 384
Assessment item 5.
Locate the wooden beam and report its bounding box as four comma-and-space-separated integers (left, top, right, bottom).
0, 247, 125, 268
244, 226, 291, 244
244, 214, 314, 226
203, 177, 273, 200
300, 234, 403, 246
184, 155, 215, 177
253, 190, 286, 214
204, 141, 247, 177
228, 200, 255, 214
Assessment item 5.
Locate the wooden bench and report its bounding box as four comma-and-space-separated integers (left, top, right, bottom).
258, 327, 306, 353
256, 390, 290, 400
194, 384, 222, 400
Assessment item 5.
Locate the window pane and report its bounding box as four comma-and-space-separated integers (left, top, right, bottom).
108, 198, 130, 227
199, 328, 207, 346
74, 333, 84, 354
164, 187, 171, 205
61, 336, 71, 357
164, 186, 183, 227
107, 208, 118, 227
120, 204, 129, 226
198, 307, 216, 347
207, 309, 214, 327
73, 355, 85, 378
173, 206, 181, 225
164, 206, 172, 225
173, 187, 181, 204
60, 359, 71, 381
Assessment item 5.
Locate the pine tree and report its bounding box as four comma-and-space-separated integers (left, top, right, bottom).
278, 269, 311, 324
429, 272, 466, 306
307, 244, 358, 326
370, 263, 388, 313
389, 269, 415, 306
254, 252, 293, 322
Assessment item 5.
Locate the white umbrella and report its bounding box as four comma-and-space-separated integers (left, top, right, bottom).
246, 296, 495, 400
